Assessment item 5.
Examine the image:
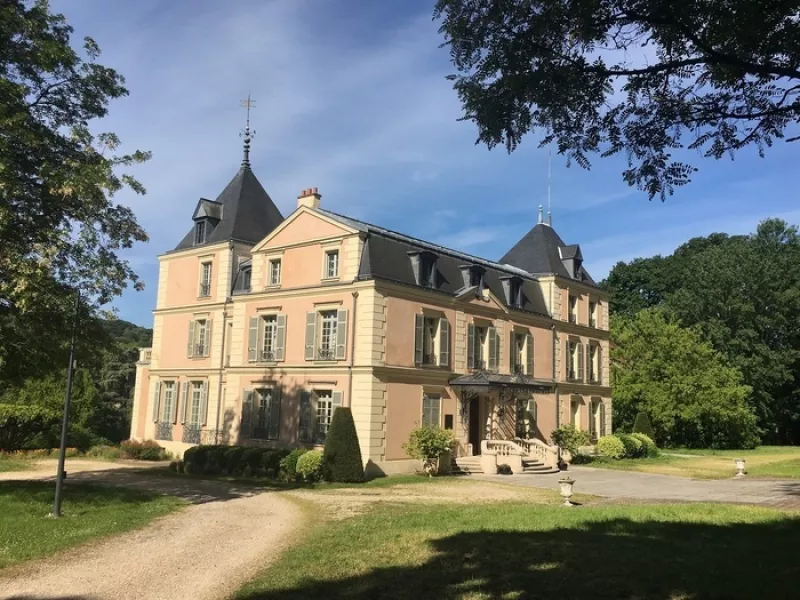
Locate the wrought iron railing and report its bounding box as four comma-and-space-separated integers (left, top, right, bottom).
568, 313, 577, 324
182, 425, 201, 444
471, 359, 487, 371
260, 350, 275, 361
512, 363, 525, 375
199, 283, 211, 297
155, 422, 173, 441
201, 429, 224, 445
422, 353, 437, 365
194, 343, 206, 357
316, 347, 336, 361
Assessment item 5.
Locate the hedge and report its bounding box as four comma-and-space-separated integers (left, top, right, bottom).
597, 435, 626, 459
0, 404, 60, 451
597, 433, 659, 459
182, 445, 291, 477
120, 439, 168, 461
296, 450, 324, 482
323, 408, 364, 482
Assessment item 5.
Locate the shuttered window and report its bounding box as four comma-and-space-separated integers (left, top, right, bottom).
189, 382, 203, 426
199, 262, 212, 297
422, 394, 442, 428
262, 316, 278, 361
319, 310, 338, 359
269, 259, 282, 286
161, 382, 175, 422
313, 390, 342, 443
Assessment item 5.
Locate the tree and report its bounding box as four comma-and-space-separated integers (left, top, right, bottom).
435, 0, 800, 199
632, 413, 656, 439
1, 0, 149, 350
611, 309, 759, 448
604, 219, 800, 443
403, 426, 456, 476
322, 408, 365, 482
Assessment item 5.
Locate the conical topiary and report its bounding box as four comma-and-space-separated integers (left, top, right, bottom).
632, 412, 656, 440
322, 407, 364, 482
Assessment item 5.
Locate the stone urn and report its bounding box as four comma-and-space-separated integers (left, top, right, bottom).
735, 458, 746, 478
559, 476, 576, 507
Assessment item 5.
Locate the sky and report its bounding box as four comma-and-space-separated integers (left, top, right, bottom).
52, 0, 800, 327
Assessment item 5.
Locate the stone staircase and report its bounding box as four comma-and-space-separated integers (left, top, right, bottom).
451, 450, 560, 476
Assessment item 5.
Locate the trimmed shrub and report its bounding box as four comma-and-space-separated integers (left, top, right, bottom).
323, 408, 364, 483
632, 412, 657, 439
496, 463, 512, 475
597, 435, 626, 459
550, 424, 591, 461
617, 433, 645, 458
224, 446, 245, 475
631, 433, 659, 457
207, 445, 229, 474
403, 426, 456, 476
86, 445, 123, 460
242, 448, 264, 475
169, 460, 179, 473
120, 439, 168, 461
280, 448, 309, 481
296, 450, 324, 482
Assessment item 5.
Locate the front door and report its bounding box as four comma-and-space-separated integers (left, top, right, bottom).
468, 396, 481, 455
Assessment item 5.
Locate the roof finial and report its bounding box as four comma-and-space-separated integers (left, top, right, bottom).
239, 94, 256, 168
538, 204, 544, 224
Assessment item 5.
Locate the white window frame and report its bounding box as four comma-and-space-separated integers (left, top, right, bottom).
161, 381, 176, 422
261, 315, 278, 361
195, 220, 206, 245
589, 301, 598, 328
318, 310, 338, 358
571, 397, 583, 429
422, 317, 439, 366
422, 393, 442, 428
199, 261, 212, 297
189, 382, 203, 426
314, 390, 334, 443
568, 295, 578, 324
268, 258, 282, 287
324, 249, 340, 279
194, 319, 208, 357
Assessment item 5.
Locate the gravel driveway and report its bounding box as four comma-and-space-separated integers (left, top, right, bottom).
0, 460, 302, 600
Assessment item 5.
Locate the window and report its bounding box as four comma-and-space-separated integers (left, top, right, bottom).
269, 259, 282, 286
188, 318, 211, 358
318, 310, 338, 360
516, 398, 537, 438
248, 314, 286, 363
423, 317, 438, 365
422, 394, 441, 427
568, 295, 578, 324
199, 262, 212, 297
512, 333, 525, 375
242, 268, 252, 292
571, 398, 582, 429
472, 325, 487, 370
414, 315, 450, 368
195, 221, 206, 245
566, 340, 584, 382
589, 301, 597, 328
324, 250, 339, 279
161, 382, 175, 422
315, 390, 334, 442
588, 344, 602, 383
305, 309, 348, 361
241, 388, 281, 440
189, 382, 203, 426
468, 324, 500, 371
261, 315, 278, 361
420, 257, 436, 288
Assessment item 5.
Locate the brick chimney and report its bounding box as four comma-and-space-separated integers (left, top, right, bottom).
297, 186, 321, 209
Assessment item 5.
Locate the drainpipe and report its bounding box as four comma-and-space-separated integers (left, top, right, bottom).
214, 242, 235, 442
347, 290, 359, 407
552, 323, 559, 428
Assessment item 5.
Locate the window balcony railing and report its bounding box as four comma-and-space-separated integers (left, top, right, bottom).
199, 283, 211, 297
260, 350, 275, 362
316, 347, 336, 361
422, 353, 437, 366
182, 425, 201, 444
589, 317, 597, 328
155, 422, 173, 441
471, 359, 487, 371
568, 313, 577, 324
194, 344, 207, 357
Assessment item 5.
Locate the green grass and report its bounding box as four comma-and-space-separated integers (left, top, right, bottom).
0, 481, 186, 569
585, 446, 800, 479
237, 502, 800, 600
0, 459, 29, 473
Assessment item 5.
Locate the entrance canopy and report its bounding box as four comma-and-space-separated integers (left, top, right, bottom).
449, 371, 554, 395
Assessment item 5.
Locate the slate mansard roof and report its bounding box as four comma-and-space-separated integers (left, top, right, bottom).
316, 208, 552, 317
173, 166, 285, 252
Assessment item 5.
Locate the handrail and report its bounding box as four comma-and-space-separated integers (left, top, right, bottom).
514, 437, 559, 466
481, 439, 524, 456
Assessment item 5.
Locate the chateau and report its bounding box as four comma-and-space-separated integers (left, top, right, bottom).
131, 142, 611, 475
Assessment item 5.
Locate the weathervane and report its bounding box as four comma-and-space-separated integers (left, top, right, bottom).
240, 94, 256, 167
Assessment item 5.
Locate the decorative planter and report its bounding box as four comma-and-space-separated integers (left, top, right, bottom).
559, 476, 576, 507
735, 458, 746, 478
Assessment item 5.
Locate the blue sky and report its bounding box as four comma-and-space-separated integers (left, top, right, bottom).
53, 0, 800, 327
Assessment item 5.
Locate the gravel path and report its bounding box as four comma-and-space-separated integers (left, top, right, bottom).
0, 461, 303, 600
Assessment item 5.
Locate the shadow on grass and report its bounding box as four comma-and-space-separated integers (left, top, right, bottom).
239, 516, 800, 600
0, 480, 167, 508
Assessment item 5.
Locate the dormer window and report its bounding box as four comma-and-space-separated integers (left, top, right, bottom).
242, 267, 252, 292
409, 250, 438, 289
195, 220, 207, 245
500, 275, 524, 308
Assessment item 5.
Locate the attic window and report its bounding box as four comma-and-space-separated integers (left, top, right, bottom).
409, 251, 438, 289
500, 276, 523, 308
242, 267, 252, 291
195, 220, 207, 245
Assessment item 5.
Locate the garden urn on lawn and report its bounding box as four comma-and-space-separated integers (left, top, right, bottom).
559, 476, 575, 507
735, 458, 746, 478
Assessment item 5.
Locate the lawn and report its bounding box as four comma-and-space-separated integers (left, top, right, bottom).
236, 501, 800, 600
0, 458, 29, 473
0, 481, 185, 569
584, 446, 800, 479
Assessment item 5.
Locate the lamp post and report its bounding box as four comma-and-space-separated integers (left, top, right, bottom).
51, 290, 80, 518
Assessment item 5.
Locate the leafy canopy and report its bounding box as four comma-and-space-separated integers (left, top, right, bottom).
611, 309, 759, 449
435, 0, 800, 199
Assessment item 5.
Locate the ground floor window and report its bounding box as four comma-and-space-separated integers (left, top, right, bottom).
189, 382, 203, 426
422, 393, 442, 428
515, 397, 537, 438
570, 397, 582, 429
589, 398, 606, 439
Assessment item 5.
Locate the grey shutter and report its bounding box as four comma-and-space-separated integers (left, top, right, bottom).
152, 381, 161, 423
248, 316, 259, 362
200, 381, 209, 425
275, 314, 287, 361
241, 390, 253, 438
171, 382, 181, 424
565, 341, 571, 380
488, 327, 498, 371
439, 318, 450, 368
596, 345, 603, 384
467, 323, 475, 369
577, 343, 585, 382
268, 388, 281, 440
526, 334, 534, 377
509, 333, 516, 373
204, 319, 212, 357
335, 309, 348, 360
305, 312, 317, 360
299, 391, 312, 442
187, 321, 196, 358
180, 382, 189, 424
495, 327, 502, 372
332, 390, 344, 413
432, 396, 441, 426
414, 314, 424, 366
599, 403, 607, 436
